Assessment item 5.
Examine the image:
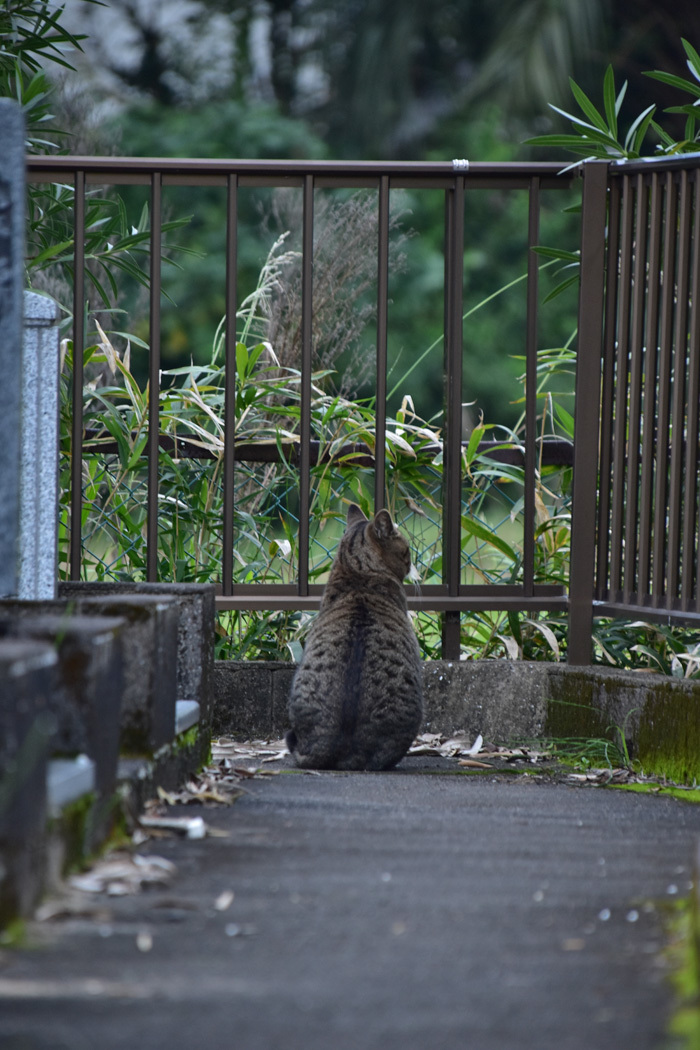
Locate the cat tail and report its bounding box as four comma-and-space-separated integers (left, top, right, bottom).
285, 729, 298, 754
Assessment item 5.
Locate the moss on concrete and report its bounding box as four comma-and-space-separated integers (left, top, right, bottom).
544, 671, 607, 739
544, 666, 700, 786
48, 792, 96, 878
636, 683, 700, 784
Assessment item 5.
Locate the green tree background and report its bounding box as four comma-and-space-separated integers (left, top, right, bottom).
24, 0, 700, 425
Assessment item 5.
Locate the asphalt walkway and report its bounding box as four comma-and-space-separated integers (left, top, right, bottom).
1, 758, 699, 1050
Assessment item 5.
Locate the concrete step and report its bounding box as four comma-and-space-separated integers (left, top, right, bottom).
59, 582, 215, 723
0, 638, 56, 928
0, 583, 214, 929
47, 755, 95, 814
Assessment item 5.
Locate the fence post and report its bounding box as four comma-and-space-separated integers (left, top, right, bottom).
19, 293, 61, 599
568, 160, 609, 664
0, 101, 24, 599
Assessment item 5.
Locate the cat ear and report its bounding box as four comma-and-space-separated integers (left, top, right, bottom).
373, 509, 395, 539
346, 503, 367, 526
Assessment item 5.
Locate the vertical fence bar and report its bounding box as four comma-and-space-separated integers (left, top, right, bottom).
609, 174, 634, 601
523, 177, 540, 596
623, 173, 649, 602
146, 172, 162, 582
441, 176, 465, 658
652, 172, 678, 603
568, 160, 609, 665
374, 175, 389, 512
69, 170, 86, 580
596, 177, 621, 600
667, 169, 691, 605
298, 174, 314, 597
683, 171, 700, 609
222, 173, 238, 596
638, 172, 662, 599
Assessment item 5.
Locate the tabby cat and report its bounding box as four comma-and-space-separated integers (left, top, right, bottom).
286, 503, 423, 770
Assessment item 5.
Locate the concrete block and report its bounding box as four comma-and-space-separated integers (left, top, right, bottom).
0, 596, 179, 754
47, 755, 96, 815
271, 664, 296, 735
19, 293, 61, 600
68, 595, 179, 753
176, 700, 200, 735
211, 661, 278, 738
0, 638, 56, 926
59, 582, 215, 721
212, 659, 551, 742
0, 101, 25, 599
421, 660, 550, 740
0, 612, 125, 805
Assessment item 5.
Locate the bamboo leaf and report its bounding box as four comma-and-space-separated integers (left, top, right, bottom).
461, 515, 518, 562
543, 273, 580, 304
532, 246, 580, 262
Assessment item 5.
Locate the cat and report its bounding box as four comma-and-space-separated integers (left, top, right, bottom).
286, 503, 423, 770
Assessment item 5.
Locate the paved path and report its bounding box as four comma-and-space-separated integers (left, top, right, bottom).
1, 761, 699, 1049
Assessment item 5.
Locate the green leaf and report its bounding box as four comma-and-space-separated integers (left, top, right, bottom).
624, 103, 656, 155
524, 133, 597, 155
532, 246, 580, 263
649, 119, 676, 148
553, 402, 575, 439
460, 515, 518, 562
28, 238, 74, 267
466, 424, 485, 465
644, 70, 700, 99
507, 610, 523, 646
548, 104, 621, 146
543, 273, 580, 304
603, 66, 617, 139
102, 414, 131, 471
126, 434, 149, 471
682, 38, 700, 84
235, 342, 249, 380
568, 77, 610, 135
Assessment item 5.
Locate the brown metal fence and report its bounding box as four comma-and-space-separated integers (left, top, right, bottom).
569, 154, 700, 662
25, 153, 700, 663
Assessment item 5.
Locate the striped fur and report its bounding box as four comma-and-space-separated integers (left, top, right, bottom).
286, 504, 423, 770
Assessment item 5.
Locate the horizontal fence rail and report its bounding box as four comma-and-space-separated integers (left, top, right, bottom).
26, 154, 621, 659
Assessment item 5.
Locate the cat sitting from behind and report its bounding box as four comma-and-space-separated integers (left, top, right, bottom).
286, 503, 423, 771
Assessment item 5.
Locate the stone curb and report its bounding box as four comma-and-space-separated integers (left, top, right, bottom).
212, 658, 700, 781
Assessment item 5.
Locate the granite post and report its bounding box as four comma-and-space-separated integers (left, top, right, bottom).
0, 101, 25, 598
19, 293, 61, 599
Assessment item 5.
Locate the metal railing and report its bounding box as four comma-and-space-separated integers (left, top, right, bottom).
569, 154, 700, 662
26, 152, 700, 662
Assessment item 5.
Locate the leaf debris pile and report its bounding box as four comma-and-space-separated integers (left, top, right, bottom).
407, 732, 682, 789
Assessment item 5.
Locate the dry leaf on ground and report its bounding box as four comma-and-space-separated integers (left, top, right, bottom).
68, 852, 176, 896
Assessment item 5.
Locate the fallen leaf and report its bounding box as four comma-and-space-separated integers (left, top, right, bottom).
69, 852, 176, 896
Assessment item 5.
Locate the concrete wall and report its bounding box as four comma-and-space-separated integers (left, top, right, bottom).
212, 658, 700, 781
